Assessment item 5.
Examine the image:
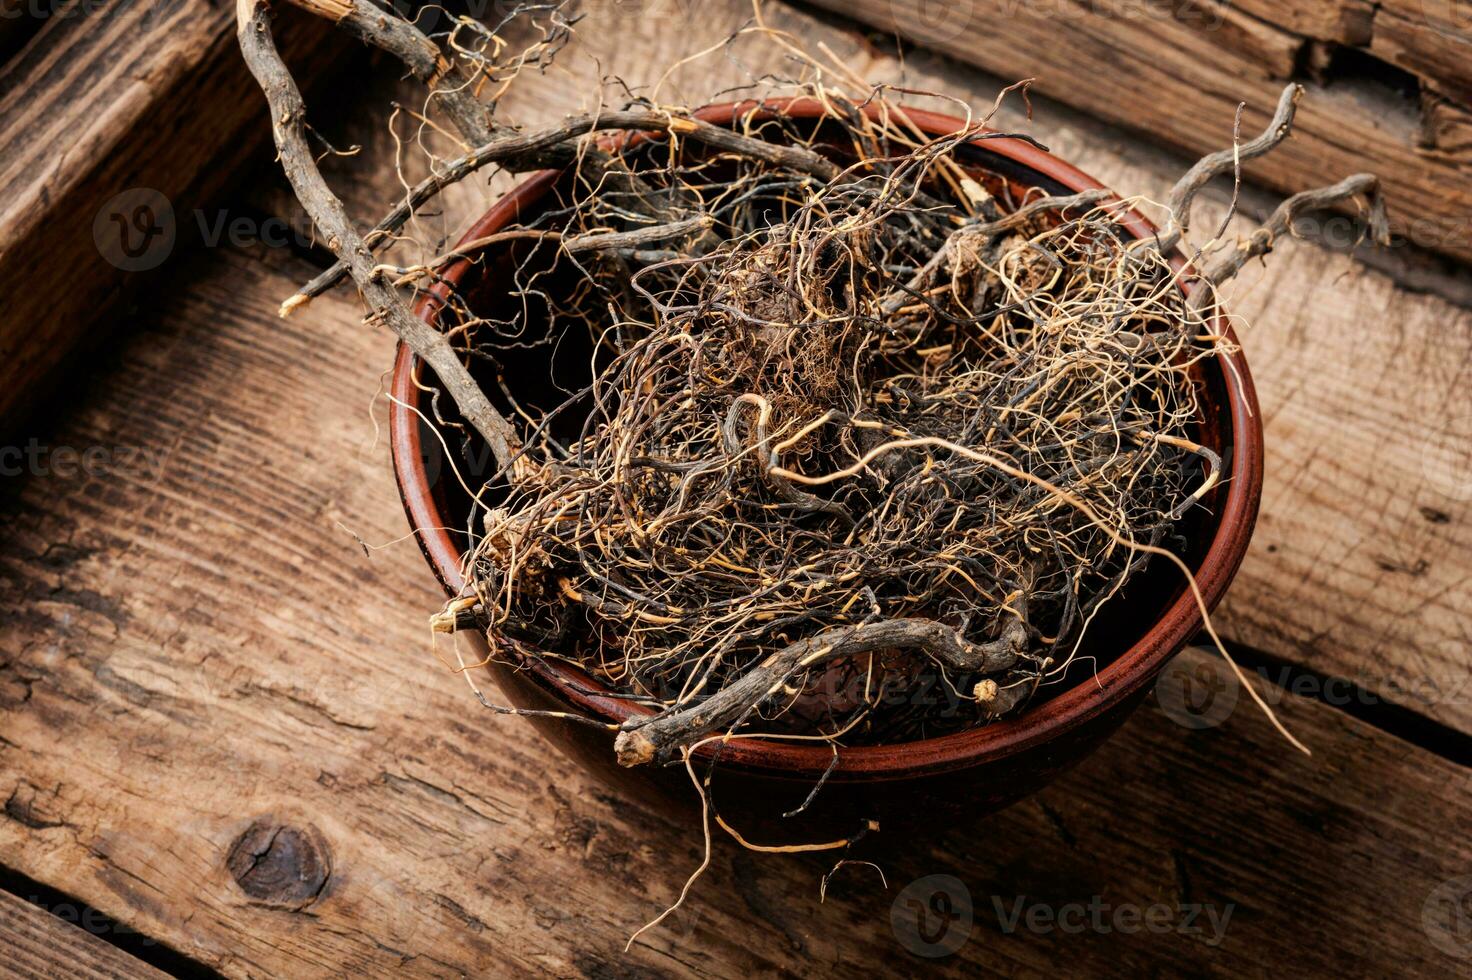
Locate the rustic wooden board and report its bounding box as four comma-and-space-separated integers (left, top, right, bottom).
0, 242, 1467, 976
1374, 0, 1472, 105
0, 888, 168, 980
1232, 0, 1374, 46
802, 0, 1472, 268
0, 0, 337, 430
253, 0, 1472, 732
1, 0, 1468, 971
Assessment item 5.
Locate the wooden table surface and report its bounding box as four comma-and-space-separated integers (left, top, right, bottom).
1, 2, 1469, 976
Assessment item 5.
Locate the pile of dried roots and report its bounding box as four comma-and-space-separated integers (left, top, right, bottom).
239, 1, 1387, 769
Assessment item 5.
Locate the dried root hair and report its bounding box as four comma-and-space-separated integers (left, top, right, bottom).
240, 0, 1388, 827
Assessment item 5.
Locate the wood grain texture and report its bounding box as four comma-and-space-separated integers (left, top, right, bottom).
1374, 0, 1472, 104
0, 241, 1466, 976
0, 888, 168, 980
0, 0, 336, 429
254, 0, 1472, 732
804, 0, 1472, 266
1232, 0, 1375, 46
0, 1, 1467, 971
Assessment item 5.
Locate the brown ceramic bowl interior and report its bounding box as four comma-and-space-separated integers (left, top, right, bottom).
389, 98, 1262, 792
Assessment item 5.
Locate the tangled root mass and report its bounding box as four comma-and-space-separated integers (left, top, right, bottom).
451, 105, 1230, 763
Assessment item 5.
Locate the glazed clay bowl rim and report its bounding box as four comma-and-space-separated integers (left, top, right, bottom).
390, 97, 1263, 781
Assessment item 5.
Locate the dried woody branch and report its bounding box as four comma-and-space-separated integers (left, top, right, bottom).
285, 106, 842, 311
237, 0, 520, 467
1160, 82, 1389, 278
278, 0, 675, 311
615, 615, 1029, 766
1202, 174, 1388, 284
288, 0, 496, 144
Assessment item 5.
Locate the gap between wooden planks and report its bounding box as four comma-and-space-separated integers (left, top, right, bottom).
0, 240, 1465, 975
255, 0, 1472, 733
0, 888, 168, 980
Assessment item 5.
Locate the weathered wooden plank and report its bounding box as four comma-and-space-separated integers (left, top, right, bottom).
0, 888, 169, 980
1374, 0, 1472, 105
0, 239, 1467, 976
0, 0, 337, 429
1197, 0, 1306, 78
1232, 0, 1375, 46
0, 2, 1464, 972
1419, 85, 1472, 152
804, 0, 1472, 266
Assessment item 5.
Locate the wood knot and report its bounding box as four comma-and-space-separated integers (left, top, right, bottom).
226, 817, 331, 908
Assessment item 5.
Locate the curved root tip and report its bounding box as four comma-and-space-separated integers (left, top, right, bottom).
614, 730, 656, 767
279, 293, 310, 318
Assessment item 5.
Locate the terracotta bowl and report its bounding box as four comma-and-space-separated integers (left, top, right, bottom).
389, 99, 1263, 841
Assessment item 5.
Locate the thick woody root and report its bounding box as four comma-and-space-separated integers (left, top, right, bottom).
614, 617, 1029, 766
